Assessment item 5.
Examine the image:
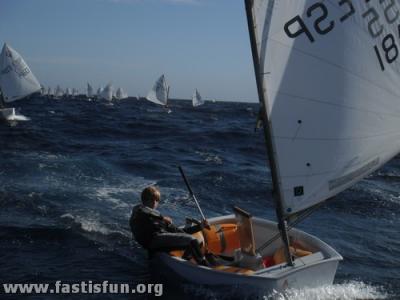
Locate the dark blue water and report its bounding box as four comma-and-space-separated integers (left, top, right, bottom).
0, 97, 399, 299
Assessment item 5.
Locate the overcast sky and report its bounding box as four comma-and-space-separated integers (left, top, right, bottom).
0, 0, 258, 102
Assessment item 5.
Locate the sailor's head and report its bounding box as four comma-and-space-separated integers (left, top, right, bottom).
141, 186, 161, 209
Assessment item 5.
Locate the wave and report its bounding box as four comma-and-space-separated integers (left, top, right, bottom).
60, 213, 130, 238
176, 281, 389, 300
268, 281, 389, 300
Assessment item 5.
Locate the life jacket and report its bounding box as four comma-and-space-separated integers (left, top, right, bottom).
202, 223, 240, 255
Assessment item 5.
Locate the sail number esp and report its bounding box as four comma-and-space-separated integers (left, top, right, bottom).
284, 0, 400, 72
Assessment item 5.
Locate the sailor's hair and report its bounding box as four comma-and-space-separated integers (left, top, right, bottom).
141, 186, 161, 205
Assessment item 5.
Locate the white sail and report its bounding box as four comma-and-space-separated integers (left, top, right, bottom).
55, 85, 64, 97
116, 87, 122, 100
87, 83, 93, 98
115, 87, 128, 100
146, 74, 168, 106
100, 83, 113, 101
40, 85, 46, 96
65, 88, 72, 97
0, 43, 41, 103
97, 86, 103, 97
47, 87, 53, 96
192, 89, 204, 107
249, 0, 400, 216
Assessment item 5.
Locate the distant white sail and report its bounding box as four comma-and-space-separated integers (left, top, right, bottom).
55, 85, 64, 97
65, 88, 72, 97
47, 87, 53, 96
100, 83, 113, 101
115, 87, 128, 100
87, 83, 93, 98
146, 74, 169, 106
116, 87, 122, 100
97, 86, 103, 97
192, 89, 204, 107
40, 85, 46, 96
72, 88, 78, 96
0, 43, 41, 103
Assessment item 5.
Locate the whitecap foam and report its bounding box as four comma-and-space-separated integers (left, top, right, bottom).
267, 281, 388, 300
94, 186, 131, 208
61, 213, 130, 237
91, 177, 156, 209
195, 151, 223, 165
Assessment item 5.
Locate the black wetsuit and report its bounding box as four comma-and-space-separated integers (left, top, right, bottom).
129, 204, 205, 263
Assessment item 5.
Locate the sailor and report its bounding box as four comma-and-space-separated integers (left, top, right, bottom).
130, 186, 209, 265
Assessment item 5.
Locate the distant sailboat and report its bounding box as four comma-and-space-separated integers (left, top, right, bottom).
0, 43, 41, 121
97, 86, 104, 99
146, 74, 169, 106
40, 85, 47, 96
87, 83, 94, 100
47, 87, 53, 98
115, 87, 128, 100
192, 89, 204, 107
65, 88, 72, 98
55, 85, 64, 98
100, 83, 114, 102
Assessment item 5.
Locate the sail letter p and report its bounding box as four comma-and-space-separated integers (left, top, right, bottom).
284, 16, 314, 43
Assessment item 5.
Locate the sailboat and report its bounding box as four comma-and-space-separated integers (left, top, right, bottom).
115, 87, 128, 100
40, 85, 47, 97
146, 74, 171, 112
72, 88, 79, 98
152, 0, 400, 293
192, 89, 204, 107
54, 85, 64, 99
0, 43, 41, 121
99, 83, 114, 102
47, 87, 53, 98
65, 88, 72, 98
87, 83, 94, 100
97, 86, 103, 98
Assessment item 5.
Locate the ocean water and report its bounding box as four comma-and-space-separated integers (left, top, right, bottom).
0, 97, 399, 300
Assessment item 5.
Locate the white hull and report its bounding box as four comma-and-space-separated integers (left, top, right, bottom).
0, 108, 30, 121
152, 215, 342, 293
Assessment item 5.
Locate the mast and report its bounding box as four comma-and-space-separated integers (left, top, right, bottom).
244, 0, 293, 266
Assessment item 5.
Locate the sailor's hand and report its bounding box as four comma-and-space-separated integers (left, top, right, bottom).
163, 216, 173, 224
202, 219, 211, 230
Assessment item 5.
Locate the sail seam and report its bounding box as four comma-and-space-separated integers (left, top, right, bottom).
274, 131, 400, 141
265, 37, 400, 101
273, 90, 400, 119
